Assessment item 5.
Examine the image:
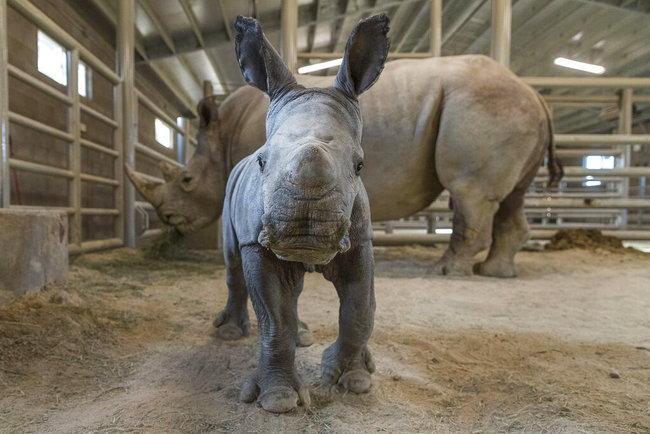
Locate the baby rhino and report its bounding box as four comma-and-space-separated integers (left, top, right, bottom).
222, 16, 389, 413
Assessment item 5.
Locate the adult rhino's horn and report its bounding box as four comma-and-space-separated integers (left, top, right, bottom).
124, 164, 164, 207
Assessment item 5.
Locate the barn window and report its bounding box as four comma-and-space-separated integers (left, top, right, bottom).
37, 30, 68, 86
584, 155, 614, 170
78, 62, 92, 98
155, 118, 173, 149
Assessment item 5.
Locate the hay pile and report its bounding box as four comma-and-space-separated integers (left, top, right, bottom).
545, 229, 626, 252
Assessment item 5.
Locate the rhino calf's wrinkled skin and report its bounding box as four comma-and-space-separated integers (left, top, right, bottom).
222, 15, 389, 413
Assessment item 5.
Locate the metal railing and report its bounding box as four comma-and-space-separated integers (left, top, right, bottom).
0, 0, 193, 254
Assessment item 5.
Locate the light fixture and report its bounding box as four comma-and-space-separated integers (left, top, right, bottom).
554, 57, 605, 74
298, 58, 343, 74
434, 228, 453, 235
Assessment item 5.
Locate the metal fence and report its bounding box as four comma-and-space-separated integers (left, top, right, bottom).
0, 0, 194, 254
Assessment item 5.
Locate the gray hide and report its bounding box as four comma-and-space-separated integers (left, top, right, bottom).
223, 15, 388, 413
127, 55, 561, 279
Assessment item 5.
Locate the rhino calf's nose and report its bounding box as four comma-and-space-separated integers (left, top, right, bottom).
287, 145, 337, 189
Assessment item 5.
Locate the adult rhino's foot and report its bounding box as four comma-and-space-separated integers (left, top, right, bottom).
213, 307, 250, 340
321, 342, 375, 394
432, 256, 473, 276
297, 320, 314, 347
475, 259, 518, 278
240, 370, 310, 413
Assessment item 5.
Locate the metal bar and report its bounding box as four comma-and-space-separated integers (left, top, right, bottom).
618, 88, 633, 227
7, 64, 73, 105
544, 95, 619, 103
10, 204, 75, 213
114, 80, 125, 243
136, 89, 181, 131
9, 112, 74, 142
536, 167, 650, 177
634, 95, 650, 103
140, 228, 163, 239
81, 208, 120, 215
0, 0, 9, 207
8, 0, 119, 83
523, 198, 650, 209
554, 134, 650, 146
281, 0, 298, 73
80, 173, 120, 186
179, 0, 204, 46
69, 49, 82, 248
80, 138, 119, 157
372, 230, 650, 245
523, 76, 650, 88
80, 103, 119, 128
136, 142, 182, 167
137, 0, 175, 54
556, 149, 622, 157
119, 0, 136, 248
430, 0, 441, 56
297, 51, 435, 59
490, 0, 511, 67
9, 158, 74, 178
68, 237, 123, 255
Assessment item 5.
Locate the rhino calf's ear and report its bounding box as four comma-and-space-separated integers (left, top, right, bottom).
234, 16, 297, 99
335, 14, 390, 98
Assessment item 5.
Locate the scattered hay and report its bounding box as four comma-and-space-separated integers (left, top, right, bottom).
143, 227, 190, 260
545, 229, 635, 252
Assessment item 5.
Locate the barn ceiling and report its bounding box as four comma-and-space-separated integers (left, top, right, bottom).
89, 0, 650, 133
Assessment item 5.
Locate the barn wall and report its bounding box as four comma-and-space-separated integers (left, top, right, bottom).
6, 0, 187, 242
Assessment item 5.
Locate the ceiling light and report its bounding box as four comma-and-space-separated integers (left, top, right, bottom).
298, 58, 343, 74
554, 57, 605, 74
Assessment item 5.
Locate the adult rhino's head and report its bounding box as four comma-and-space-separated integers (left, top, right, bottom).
125, 96, 227, 234
235, 15, 389, 264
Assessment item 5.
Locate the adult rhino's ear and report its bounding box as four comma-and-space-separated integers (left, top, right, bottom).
234, 16, 296, 99
197, 97, 219, 129
334, 14, 390, 98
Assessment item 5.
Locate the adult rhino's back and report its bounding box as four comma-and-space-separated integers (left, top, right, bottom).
353, 55, 548, 221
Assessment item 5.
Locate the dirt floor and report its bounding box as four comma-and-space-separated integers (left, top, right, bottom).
0, 243, 649, 433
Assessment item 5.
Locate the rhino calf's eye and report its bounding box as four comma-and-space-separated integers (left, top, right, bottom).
355, 161, 364, 175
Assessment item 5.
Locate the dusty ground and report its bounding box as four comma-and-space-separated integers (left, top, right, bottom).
0, 244, 649, 433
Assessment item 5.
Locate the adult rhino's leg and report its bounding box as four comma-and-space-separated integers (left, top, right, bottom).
295, 275, 314, 347
477, 186, 529, 277
321, 242, 376, 394
433, 184, 499, 276
239, 245, 309, 413
213, 262, 250, 340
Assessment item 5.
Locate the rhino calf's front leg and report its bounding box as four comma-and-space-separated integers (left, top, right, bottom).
238, 245, 310, 413
321, 242, 376, 393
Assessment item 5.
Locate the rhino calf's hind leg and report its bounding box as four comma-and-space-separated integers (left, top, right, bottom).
477, 187, 529, 278
213, 263, 250, 340
433, 188, 499, 276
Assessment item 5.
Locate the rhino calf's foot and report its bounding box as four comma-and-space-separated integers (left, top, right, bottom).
321, 343, 375, 394
240, 371, 310, 413
213, 308, 250, 340
297, 320, 314, 347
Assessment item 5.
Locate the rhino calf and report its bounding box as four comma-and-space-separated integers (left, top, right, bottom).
222, 16, 389, 413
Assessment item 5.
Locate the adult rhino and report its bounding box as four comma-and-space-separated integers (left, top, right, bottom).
127, 54, 561, 278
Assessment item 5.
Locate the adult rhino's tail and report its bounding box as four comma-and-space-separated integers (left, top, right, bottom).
536, 92, 563, 190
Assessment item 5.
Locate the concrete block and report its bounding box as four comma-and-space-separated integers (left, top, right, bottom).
0, 209, 68, 296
